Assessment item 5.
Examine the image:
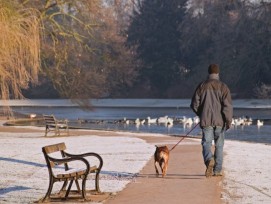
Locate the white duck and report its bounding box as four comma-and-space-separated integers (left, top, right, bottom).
193, 116, 200, 124
178, 116, 187, 123
140, 119, 146, 125
134, 118, 141, 125
146, 116, 157, 124
257, 120, 264, 127
157, 115, 168, 124
123, 117, 130, 125
185, 118, 193, 126
29, 113, 36, 119
167, 117, 174, 126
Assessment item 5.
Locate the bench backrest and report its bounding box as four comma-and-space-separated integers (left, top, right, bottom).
42, 142, 68, 170
43, 142, 66, 154
43, 114, 57, 125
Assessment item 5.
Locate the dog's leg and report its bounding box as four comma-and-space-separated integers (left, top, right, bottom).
155, 161, 159, 176
161, 162, 166, 177
159, 160, 165, 177
154, 147, 160, 176
163, 159, 169, 177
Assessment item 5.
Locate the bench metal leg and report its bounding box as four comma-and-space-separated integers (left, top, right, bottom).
75, 179, 81, 193
55, 127, 59, 136
64, 180, 74, 199
60, 180, 68, 193
45, 126, 49, 137
42, 179, 54, 202
95, 172, 101, 193
81, 177, 88, 200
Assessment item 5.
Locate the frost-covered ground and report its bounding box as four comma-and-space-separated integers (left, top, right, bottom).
223, 141, 271, 204
0, 128, 155, 203
0, 127, 271, 204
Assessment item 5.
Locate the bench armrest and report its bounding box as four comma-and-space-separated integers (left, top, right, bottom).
47, 155, 90, 172
56, 119, 69, 124
64, 152, 103, 171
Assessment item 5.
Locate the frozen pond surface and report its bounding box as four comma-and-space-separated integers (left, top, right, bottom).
6, 99, 271, 144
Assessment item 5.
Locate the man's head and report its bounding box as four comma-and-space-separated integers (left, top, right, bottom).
208, 64, 219, 74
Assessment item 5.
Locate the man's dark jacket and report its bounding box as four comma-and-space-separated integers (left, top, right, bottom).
190, 74, 233, 128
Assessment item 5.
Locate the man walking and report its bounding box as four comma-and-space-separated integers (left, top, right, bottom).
190, 64, 233, 177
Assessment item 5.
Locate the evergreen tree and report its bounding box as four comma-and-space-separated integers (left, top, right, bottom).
127, 0, 187, 97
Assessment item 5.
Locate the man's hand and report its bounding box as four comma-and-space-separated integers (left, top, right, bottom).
226, 123, 231, 130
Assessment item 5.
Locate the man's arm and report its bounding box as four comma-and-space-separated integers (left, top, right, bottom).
190, 87, 201, 116
222, 85, 233, 129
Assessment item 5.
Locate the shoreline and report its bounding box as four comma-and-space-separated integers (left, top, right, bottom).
1, 98, 271, 109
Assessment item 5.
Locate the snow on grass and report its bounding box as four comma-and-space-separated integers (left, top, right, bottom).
223, 140, 271, 203
0, 132, 154, 203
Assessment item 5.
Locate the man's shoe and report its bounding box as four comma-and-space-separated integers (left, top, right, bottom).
213, 172, 223, 176
205, 158, 215, 178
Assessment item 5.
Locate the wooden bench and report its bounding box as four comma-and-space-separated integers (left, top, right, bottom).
41, 142, 103, 202
43, 114, 69, 136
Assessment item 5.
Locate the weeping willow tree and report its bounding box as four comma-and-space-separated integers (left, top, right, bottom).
0, 1, 41, 104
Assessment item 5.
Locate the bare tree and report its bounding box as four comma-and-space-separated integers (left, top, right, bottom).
21, 0, 139, 102
0, 1, 41, 102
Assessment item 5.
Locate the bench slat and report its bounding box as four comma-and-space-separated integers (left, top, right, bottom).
43, 142, 66, 154
56, 168, 86, 179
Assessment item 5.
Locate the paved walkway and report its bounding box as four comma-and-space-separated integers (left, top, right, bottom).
105, 137, 223, 204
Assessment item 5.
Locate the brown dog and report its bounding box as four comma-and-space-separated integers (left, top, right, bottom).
154, 145, 170, 177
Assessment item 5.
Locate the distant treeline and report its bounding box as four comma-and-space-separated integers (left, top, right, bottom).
125, 0, 271, 99
19, 0, 270, 99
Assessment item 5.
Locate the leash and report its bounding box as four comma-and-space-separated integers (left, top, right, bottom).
170, 122, 199, 152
